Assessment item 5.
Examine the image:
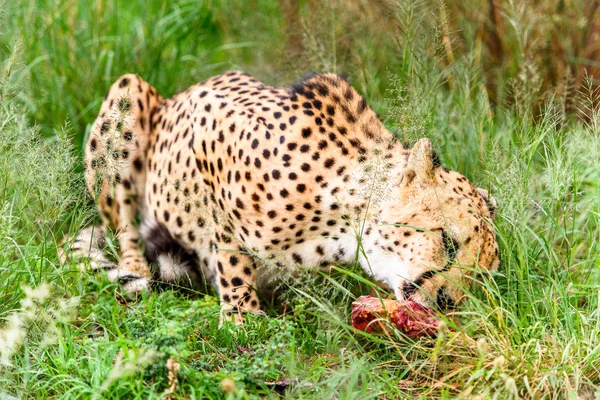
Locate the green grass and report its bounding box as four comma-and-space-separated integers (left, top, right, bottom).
1, 0, 599, 398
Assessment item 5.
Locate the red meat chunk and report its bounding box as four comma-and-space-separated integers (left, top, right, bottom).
351, 296, 440, 338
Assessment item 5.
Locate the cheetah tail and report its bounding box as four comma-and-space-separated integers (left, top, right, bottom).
58, 225, 116, 272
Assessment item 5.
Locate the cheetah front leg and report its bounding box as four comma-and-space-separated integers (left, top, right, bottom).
212, 229, 262, 325
84, 74, 163, 293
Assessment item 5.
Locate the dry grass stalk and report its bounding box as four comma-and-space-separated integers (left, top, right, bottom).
164, 358, 181, 399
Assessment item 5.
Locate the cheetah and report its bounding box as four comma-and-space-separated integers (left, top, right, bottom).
65, 71, 500, 323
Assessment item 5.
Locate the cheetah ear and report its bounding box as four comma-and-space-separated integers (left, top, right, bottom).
477, 188, 498, 220
402, 138, 435, 187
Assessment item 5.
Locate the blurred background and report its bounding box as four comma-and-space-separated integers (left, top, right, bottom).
3, 0, 600, 149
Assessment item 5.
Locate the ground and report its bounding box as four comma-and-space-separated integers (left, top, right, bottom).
0, 1, 599, 399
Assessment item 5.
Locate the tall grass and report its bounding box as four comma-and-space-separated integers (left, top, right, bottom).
0, 0, 599, 398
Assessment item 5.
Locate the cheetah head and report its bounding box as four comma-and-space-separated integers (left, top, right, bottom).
370, 138, 500, 311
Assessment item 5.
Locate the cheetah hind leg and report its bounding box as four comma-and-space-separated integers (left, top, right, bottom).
84, 74, 163, 294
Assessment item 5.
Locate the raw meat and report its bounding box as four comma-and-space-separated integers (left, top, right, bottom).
351, 296, 440, 338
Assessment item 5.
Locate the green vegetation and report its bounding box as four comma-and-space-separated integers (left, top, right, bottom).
1, 0, 599, 398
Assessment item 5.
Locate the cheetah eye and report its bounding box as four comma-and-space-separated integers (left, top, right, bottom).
441, 230, 459, 261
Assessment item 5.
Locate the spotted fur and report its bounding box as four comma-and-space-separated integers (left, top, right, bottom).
67, 71, 500, 322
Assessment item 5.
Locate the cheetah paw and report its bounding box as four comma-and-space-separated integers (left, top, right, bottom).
107, 268, 152, 294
